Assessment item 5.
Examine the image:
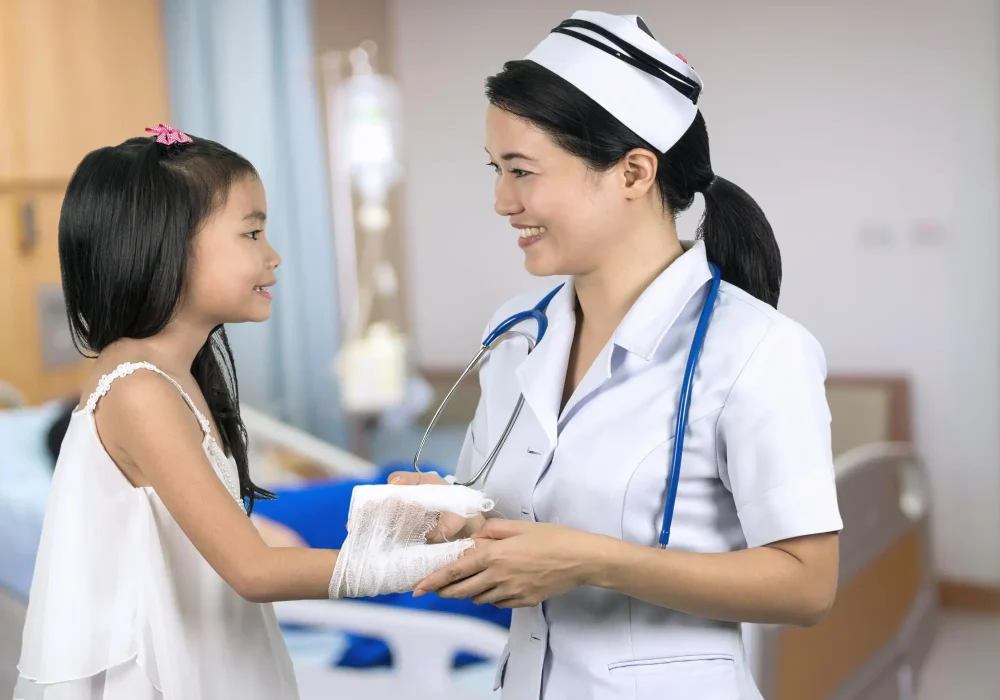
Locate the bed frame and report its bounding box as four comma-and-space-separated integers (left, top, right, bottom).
745, 442, 937, 699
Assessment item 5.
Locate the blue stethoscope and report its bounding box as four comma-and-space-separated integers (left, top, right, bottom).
414, 262, 722, 549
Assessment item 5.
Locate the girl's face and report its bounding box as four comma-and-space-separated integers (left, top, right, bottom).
485, 106, 643, 278
183, 176, 281, 326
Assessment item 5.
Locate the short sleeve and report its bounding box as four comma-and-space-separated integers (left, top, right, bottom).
717, 321, 843, 548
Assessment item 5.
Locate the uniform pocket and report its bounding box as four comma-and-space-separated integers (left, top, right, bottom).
493, 647, 511, 691
609, 654, 739, 699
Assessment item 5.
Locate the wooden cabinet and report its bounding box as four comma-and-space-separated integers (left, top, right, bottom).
0, 0, 169, 181
0, 0, 169, 405
0, 195, 17, 387
0, 30, 16, 181
0, 188, 90, 403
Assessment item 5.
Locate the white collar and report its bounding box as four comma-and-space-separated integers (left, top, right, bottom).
613, 239, 712, 360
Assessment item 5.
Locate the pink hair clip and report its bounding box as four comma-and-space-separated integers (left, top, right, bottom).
145, 123, 193, 146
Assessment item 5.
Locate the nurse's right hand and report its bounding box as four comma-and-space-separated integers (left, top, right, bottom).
387, 471, 486, 543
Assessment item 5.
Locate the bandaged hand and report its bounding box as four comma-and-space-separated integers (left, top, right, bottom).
388, 470, 487, 542
328, 483, 494, 599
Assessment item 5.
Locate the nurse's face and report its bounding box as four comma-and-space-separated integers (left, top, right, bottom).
486, 106, 632, 277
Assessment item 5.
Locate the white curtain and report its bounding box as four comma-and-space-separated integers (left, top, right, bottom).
163, 0, 348, 446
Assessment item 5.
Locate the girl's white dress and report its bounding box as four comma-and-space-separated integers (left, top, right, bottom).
15, 362, 300, 699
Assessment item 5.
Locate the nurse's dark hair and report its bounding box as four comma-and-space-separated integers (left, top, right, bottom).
58, 134, 274, 512
485, 60, 782, 307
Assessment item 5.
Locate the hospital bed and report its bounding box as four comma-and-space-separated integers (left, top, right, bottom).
741, 376, 937, 699
745, 441, 936, 699
0, 376, 937, 699
0, 567, 505, 700
744, 376, 938, 700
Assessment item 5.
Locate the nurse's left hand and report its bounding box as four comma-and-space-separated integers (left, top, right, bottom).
412, 520, 598, 608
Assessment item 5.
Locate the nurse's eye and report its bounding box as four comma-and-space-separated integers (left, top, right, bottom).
510, 168, 532, 178
245, 230, 261, 241
487, 162, 500, 174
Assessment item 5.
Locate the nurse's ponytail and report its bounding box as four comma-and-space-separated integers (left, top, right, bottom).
486, 61, 783, 308
666, 111, 782, 307
697, 174, 782, 308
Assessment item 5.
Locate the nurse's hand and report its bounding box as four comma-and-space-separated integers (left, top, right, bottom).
412, 520, 595, 608
386, 470, 486, 543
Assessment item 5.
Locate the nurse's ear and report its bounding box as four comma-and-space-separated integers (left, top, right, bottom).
618, 147, 659, 201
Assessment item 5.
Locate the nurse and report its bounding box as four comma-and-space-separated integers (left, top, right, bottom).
391, 10, 842, 700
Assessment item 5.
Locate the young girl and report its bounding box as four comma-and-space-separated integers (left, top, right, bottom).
15, 125, 340, 700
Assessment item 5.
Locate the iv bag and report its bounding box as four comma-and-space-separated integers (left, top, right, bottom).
337, 322, 408, 413
340, 70, 402, 204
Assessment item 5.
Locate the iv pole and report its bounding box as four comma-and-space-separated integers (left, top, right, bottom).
320, 41, 412, 422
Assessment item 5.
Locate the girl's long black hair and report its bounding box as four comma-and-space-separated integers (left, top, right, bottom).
59, 134, 274, 512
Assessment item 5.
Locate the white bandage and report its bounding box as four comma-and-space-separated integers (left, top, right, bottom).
328, 484, 494, 599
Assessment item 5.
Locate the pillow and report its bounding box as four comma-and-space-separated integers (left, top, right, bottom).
0, 401, 67, 597
0, 401, 66, 514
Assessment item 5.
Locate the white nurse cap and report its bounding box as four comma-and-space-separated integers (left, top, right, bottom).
524, 11, 703, 154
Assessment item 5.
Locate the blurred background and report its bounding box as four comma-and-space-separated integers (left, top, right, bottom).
1, 0, 997, 698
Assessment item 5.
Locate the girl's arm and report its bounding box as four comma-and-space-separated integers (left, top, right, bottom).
100, 371, 337, 603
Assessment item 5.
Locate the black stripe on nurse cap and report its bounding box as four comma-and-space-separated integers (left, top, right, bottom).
550, 18, 701, 104
635, 16, 655, 39
524, 11, 704, 153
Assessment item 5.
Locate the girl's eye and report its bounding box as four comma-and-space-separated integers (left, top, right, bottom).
246, 230, 261, 241
487, 162, 500, 174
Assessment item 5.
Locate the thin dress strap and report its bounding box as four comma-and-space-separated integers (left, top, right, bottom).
83, 361, 212, 436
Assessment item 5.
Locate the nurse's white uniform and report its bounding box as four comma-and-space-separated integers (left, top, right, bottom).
455, 240, 843, 700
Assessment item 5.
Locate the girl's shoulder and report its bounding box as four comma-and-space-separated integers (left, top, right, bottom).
82, 359, 211, 444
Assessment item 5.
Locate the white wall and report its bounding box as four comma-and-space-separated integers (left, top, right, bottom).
391, 0, 1000, 583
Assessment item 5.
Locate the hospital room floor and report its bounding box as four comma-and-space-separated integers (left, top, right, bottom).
916, 611, 1000, 699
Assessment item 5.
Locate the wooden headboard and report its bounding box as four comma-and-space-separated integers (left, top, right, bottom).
824, 376, 911, 455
